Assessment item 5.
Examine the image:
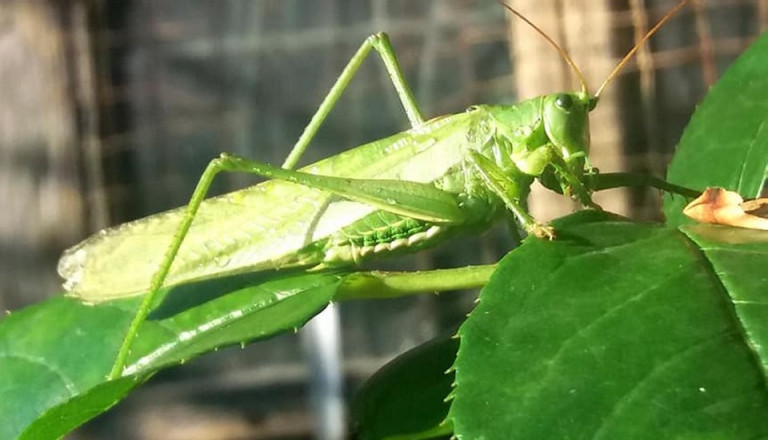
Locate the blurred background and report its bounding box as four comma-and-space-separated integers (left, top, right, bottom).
0, 0, 764, 438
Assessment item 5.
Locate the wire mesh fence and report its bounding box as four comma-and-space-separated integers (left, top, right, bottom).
0, 0, 764, 438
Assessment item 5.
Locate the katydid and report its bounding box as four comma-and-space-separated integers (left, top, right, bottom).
57, 0, 695, 379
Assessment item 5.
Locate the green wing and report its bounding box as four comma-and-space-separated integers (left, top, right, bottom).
58, 111, 484, 301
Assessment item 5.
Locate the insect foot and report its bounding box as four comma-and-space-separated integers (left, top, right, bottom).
530, 223, 556, 240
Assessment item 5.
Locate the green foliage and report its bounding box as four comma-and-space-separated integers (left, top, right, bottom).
1, 30, 767, 440
451, 212, 768, 439
0, 271, 342, 439
352, 336, 457, 440
664, 32, 768, 226
355, 33, 768, 439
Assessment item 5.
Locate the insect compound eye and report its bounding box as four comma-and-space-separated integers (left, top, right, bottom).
554, 94, 573, 110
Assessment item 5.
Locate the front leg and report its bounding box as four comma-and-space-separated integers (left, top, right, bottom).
548, 153, 600, 210
511, 143, 598, 210
466, 151, 554, 240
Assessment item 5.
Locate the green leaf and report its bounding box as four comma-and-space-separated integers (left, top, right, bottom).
352, 335, 457, 440
124, 270, 344, 375
0, 270, 342, 440
681, 224, 768, 365
19, 376, 144, 440
664, 33, 768, 227
450, 211, 768, 439
0, 297, 139, 440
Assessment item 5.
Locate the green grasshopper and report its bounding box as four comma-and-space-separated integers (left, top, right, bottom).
57, 0, 694, 378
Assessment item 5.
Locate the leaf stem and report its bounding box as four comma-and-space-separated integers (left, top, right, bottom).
335, 264, 496, 301
589, 172, 700, 198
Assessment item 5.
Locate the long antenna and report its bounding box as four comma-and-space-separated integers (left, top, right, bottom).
495, 0, 589, 95
595, 0, 692, 98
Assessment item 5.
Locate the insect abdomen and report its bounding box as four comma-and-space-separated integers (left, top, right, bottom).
322, 212, 445, 264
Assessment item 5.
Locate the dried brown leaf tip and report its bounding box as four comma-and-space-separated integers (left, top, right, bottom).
683, 187, 768, 230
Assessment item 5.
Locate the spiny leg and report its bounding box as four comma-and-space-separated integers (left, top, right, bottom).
220, 154, 465, 223
548, 155, 600, 209
283, 33, 425, 169
467, 151, 554, 240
